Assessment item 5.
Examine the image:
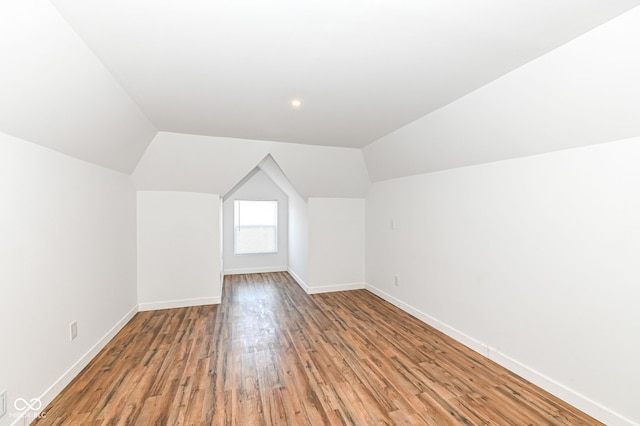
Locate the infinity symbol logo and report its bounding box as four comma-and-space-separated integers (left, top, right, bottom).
14, 397, 42, 412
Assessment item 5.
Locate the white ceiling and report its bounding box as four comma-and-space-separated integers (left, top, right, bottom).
50, 0, 639, 149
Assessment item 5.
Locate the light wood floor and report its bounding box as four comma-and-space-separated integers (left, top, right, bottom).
35, 272, 601, 425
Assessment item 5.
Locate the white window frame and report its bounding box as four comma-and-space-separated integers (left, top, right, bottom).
233, 200, 278, 255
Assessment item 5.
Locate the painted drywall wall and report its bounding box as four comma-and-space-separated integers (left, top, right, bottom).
0, 0, 156, 173
253, 155, 366, 292
223, 169, 288, 274
137, 191, 221, 310
307, 198, 366, 293
288, 193, 309, 288
132, 132, 369, 198
364, 6, 640, 182
0, 131, 137, 426
366, 138, 640, 425
255, 155, 311, 288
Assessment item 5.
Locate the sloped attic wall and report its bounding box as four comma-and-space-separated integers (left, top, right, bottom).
0, 3, 153, 421
0, 0, 156, 173
132, 132, 369, 198
363, 6, 640, 182
364, 8, 640, 425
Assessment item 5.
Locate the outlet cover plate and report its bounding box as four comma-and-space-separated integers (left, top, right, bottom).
70, 321, 78, 340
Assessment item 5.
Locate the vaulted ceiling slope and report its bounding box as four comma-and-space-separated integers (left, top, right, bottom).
50, 0, 638, 151
364, 6, 640, 182
2, 1, 638, 177
0, 0, 156, 173
222, 155, 304, 204
133, 132, 369, 198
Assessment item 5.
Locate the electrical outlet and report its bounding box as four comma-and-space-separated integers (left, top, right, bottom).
394, 276, 399, 287
0, 389, 7, 418
70, 321, 78, 340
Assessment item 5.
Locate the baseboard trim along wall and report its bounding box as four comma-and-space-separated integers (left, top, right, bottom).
287, 269, 365, 294
17, 306, 139, 426
223, 266, 288, 275
138, 296, 221, 311
305, 282, 365, 295
287, 268, 309, 293
364, 283, 637, 426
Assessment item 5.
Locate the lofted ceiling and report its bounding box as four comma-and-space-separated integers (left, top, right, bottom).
364, 6, 640, 181
132, 132, 370, 198
1, 1, 638, 176
0, 0, 156, 173
50, 0, 638, 150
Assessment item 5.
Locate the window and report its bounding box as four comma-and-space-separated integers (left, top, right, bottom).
234, 200, 278, 255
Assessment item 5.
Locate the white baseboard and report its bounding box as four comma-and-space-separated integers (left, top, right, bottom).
223, 266, 287, 275
365, 283, 488, 355
305, 282, 365, 295
364, 283, 638, 426
286, 269, 364, 294
287, 268, 310, 292
13, 306, 139, 426
138, 296, 221, 311
487, 349, 638, 426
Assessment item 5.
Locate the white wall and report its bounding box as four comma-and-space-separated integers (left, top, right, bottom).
137, 191, 221, 310
366, 138, 640, 426
0, 131, 137, 426
306, 198, 366, 293
223, 170, 288, 274
288, 192, 309, 288
253, 155, 310, 288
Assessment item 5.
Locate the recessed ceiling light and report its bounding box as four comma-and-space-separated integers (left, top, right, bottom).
291, 99, 302, 108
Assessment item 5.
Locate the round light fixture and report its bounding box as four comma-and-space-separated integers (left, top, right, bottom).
291, 99, 302, 108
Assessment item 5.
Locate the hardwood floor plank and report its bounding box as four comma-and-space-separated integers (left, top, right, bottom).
34, 272, 602, 425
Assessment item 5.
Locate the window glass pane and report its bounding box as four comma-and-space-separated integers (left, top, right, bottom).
234, 200, 278, 254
